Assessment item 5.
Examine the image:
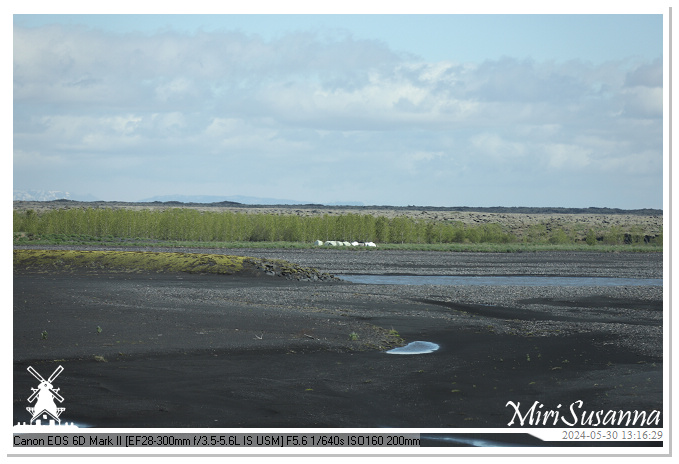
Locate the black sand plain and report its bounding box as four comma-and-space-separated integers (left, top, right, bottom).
13, 248, 663, 437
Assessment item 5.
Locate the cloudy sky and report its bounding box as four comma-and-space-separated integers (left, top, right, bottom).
12, 5, 667, 208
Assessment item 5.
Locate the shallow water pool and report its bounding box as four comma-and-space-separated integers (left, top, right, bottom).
339, 275, 662, 287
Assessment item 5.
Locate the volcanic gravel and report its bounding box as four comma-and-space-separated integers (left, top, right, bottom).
13, 246, 664, 430
14, 246, 663, 358
15, 245, 663, 278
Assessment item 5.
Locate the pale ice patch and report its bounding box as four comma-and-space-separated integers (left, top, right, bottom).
386, 341, 439, 355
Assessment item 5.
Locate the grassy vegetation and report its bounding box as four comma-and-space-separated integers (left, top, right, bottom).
13, 249, 335, 280
13, 249, 251, 274
13, 208, 662, 252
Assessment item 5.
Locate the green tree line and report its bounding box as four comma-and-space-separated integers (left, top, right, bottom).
13, 208, 661, 246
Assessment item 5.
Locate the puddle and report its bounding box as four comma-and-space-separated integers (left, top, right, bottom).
340, 275, 662, 287
386, 341, 439, 355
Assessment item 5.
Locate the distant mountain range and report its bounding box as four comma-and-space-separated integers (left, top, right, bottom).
140, 194, 306, 205
13, 190, 364, 206
139, 194, 365, 206
13, 191, 661, 214
13, 190, 99, 202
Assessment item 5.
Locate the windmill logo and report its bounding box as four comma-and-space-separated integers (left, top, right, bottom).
25, 365, 66, 425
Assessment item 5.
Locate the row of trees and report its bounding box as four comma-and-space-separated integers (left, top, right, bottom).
13, 208, 660, 246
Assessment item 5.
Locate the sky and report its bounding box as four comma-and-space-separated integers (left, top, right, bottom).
11, 4, 668, 208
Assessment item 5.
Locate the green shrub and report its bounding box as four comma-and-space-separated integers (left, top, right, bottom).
585, 229, 597, 246
548, 228, 571, 245
603, 225, 624, 245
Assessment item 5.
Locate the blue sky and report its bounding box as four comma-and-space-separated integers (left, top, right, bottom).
13, 14, 662, 64
12, 4, 668, 208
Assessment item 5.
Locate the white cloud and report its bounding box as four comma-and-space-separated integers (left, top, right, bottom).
620, 86, 663, 118
13, 149, 66, 169
13, 23, 663, 207
542, 143, 593, 170
154, 77, 197, 102
624, 58, 662, 88
470, 133, 526, 160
